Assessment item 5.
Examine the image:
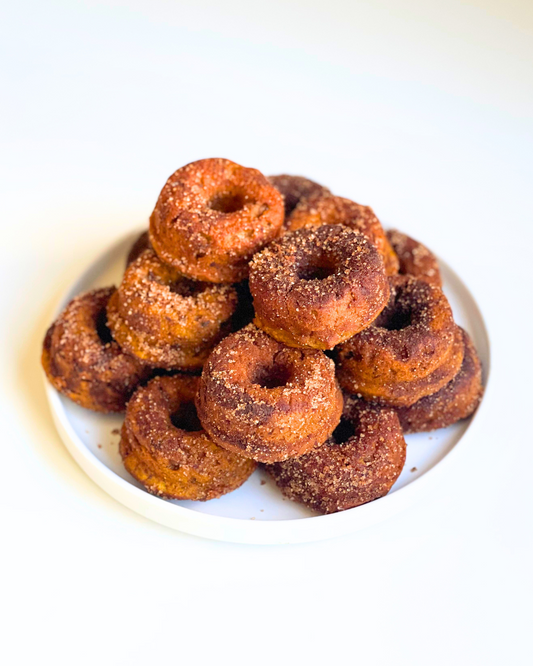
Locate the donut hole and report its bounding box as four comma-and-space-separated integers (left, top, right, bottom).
208, 189, 249, 214
170, 401, 203, 432
332, 418, 356, 445
380, 306, 413, 331
297, 257, 337, 281
96, 308, 114, 344
251, 361, 293, 389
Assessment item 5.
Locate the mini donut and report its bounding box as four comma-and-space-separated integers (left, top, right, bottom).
42, 287, 150, 412
249, 224, 390, 350
107, 248, 237, 370
395, 328, 483, 432
196, 324, 343, 463
336, 275, 464, 407
268, 174, 330, 223
266, 396, 406, 514
386, 229, 442, 287
126, 230, 152, 266
149, 158, 284, 283
287, 191, 399, 276
120, 374, 256, 500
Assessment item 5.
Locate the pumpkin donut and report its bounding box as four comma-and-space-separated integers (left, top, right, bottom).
249, 224, 389, 350
268, 174, 330, 224
386, 229, 442, 287
336, 275, 464, 407
288, 191, 399, 275
395, 328, 483, 432
196, 324, 343, 463
266, 396, 406, 514
107, 248, 237, 370
120, 375, 256, 500
126, 230, 152, 266
149, 158, 284, 283
42, 287, 150, 412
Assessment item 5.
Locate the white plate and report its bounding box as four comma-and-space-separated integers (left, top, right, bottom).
44, 229, 490, 544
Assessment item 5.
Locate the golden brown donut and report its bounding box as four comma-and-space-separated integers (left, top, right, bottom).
336, 275, 464, 407
120, 375, 256, 500
196, 324, 343, 463
107, 248, 237, 370
386, 229, 442, 287
42, 287, 150, 412
126, 230, 152, 266
268, 174, 330, 223
395, 328, 483, 432
249, 225, 390, 350
266, 396, 406, 514
149, 158, 284, 283
288, 191, 399, 276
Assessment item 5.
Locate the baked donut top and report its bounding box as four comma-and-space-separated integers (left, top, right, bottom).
249, 224, 387, 310
149, 158, 284, 281
268, 174, 330, 219
48, 287, 132, 372
359, 274, 455, 357
126, 374, 222, 464
202, 324, 338, 415
116, 248, 237, 334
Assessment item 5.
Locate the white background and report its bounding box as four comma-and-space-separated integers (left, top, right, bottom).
1, 1, 532, 664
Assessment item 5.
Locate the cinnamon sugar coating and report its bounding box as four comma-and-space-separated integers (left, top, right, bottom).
266, 396, 406, 514
42, 287, 150, 412
249, 225, 390, 350
107, 248, 237, 370
395, 328, 483, 432
120, 375, 256, 500
288, 191, 399, 276
196, 325, 343, 463
386, 229, 442, 287
336, 275, 464, 407
126, 230, 152, 266
149, 158, 284, 283
268, 174, 330, 224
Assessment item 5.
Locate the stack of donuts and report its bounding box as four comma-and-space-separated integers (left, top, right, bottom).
42, 158, 483, 514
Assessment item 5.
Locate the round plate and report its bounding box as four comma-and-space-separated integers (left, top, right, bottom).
44, 229, 490, 544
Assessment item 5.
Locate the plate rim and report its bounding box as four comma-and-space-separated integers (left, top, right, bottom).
43, 228, 491, 544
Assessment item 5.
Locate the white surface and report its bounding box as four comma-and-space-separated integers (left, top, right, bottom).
46, 230, 491, 543
1, 1, 532, 664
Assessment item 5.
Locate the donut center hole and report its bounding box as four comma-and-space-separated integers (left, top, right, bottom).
170, 401, 203, 432
332, 418, 356, 445
297, 258, 336, 281
380, 306, 413, 331
169, 277, 206, 298
96, 308, 113, 344
208, 190, 248, 214
252, 362, 293, 389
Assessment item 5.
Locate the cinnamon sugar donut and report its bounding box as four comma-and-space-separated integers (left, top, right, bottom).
336, 275, 464, 407
120, 375, 256, 500
267, 396, 406, 514
126, 230, 152, 266
42, 287, 150, 412
249, 225, 389, 350
395, 328, 483, 432
268, 174, 330, 223
196, 324, 343, 463
149, 158, 284, 283
288, 191, 399, 275
107, 248, 237, 370
386, 229, 442, 287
